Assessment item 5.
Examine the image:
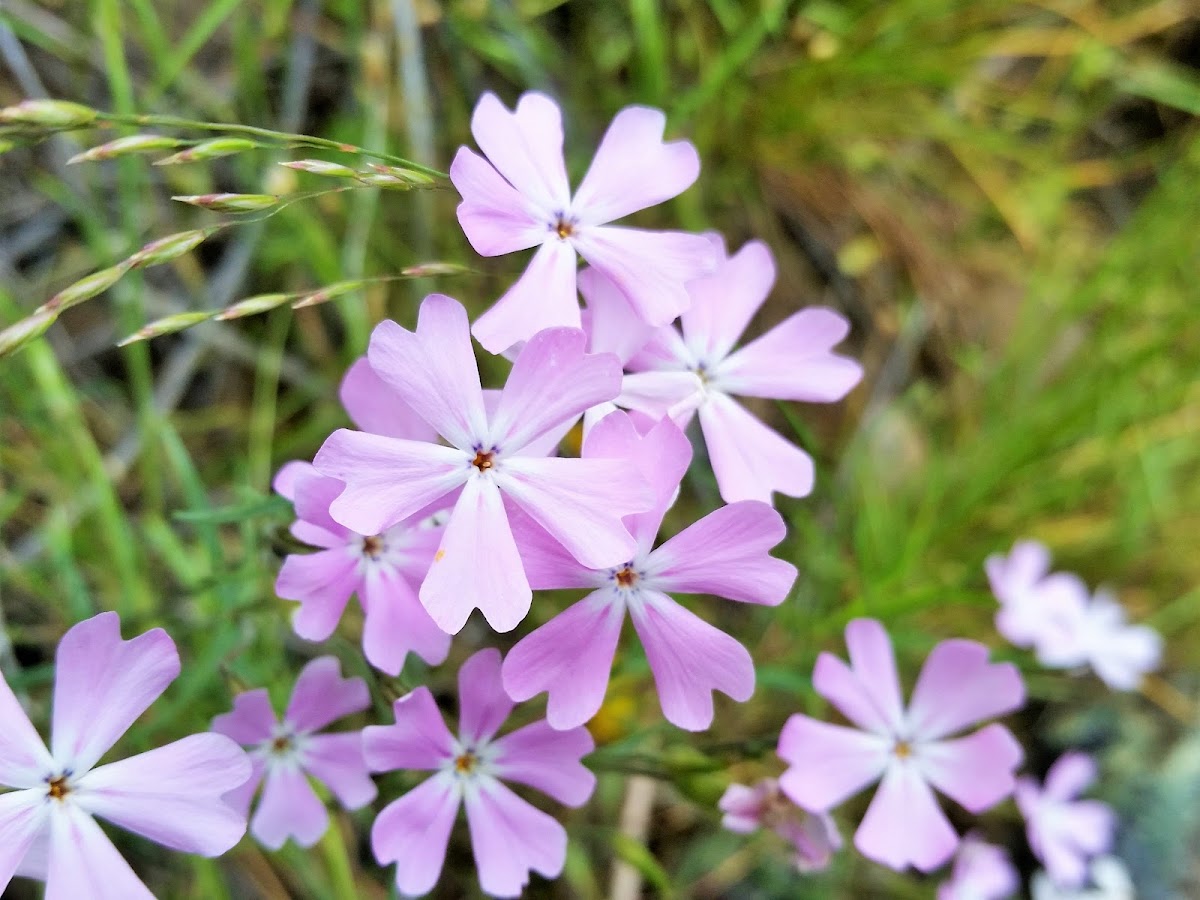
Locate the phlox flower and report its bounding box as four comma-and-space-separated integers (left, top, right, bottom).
626, 239, 863, 503
501, 410, 797, 731
1072, 589, 1162, 691
718, 777, 841, 872
450, 91, 716, 353
937, 833, 1019, 900
0, 612, 250, 897
1016, 752, 1116, 890
274, 459, 449, 675
314, 293, 651, 634
1031, 856, 1134, 900
212, 656, 377, 850
365, 649, 595, 898
777, 619, 1025, 872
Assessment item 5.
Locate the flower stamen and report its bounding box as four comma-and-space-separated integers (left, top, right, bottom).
47, 774, 71, 801
472, 449, 495, 472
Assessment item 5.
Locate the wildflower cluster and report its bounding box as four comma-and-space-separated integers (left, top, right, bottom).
0, 90, 1165, 899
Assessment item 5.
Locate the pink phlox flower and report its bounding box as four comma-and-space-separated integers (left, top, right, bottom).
718, 777, 841, 872
777, 618, 1025, 873
274, 461, 450, 675
937, 833, 1019, 900
364, 648, 595, 898
0, 612, 251, 897
1016, 752, 1116, 890
450, 91, 716, 354
212, 656, 376, 851
501, 410, 798, 731
1031, 856, 1134, 900
313, 294, 653, 634
626, 238, 863, 504
1074, 589, 1162, 691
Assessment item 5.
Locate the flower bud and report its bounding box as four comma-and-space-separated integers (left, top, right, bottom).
40, 264, 131, 313
0, 309, 56, 357
0, 100, 97, 127
127, 228, 217, 269
67, 134, 186, 164
216, 293, 293, 320
154, 138, 258, 165
172, 193, 280, 212
118, 311, 213, 346
280, 159, 360, 178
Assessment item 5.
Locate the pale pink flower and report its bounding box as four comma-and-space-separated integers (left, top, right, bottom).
938, 833, 1019, 900
501, 411, 797, 731
719, 777, 841, 872
450, 91, 716, 353
627, 239, 863, 503
365, 649, 595, 898
1016, 752, 1116, 889
212, 656, 376, 850
1073, 589, 1162, 691
314, 294, 651, 634
0, 613, 251, 897
1031, 856, 1134, 900
778, 619, 1025, 872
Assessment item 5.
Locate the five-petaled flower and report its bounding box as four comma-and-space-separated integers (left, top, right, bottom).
777, 618, 1025, 872
0, 613, 251, 898
212, 656, 377, 850
501, 411, 797, 731
364, 649, 595, 898
450, 91, 716, 354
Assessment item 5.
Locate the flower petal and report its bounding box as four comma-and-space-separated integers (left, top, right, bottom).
457, 649, 514, 745
211, 688, 277, 746
471, 240, 581, 355
75, 733, 251, 855
51, 612, 180, 775
465, 777, 567, 898
855, 762, 959, 872
372, 773, 459, 897
718, 307, 862, 402
777, 714, 889, 812
1043, 753, 1098, 802
572, 105, 700, 224
906, 640, 1025, 741
470, 92, 570, 215
810, 619, 905, 736
363, 688, 455, 772
506, 502, 594, 591
984, 539, 1051, 606
285, 657, 369, 735
45, 804, 154, 900
698, 392, 815, 504
579, 266, 656, 363
0, 790, 48, 892
315, 430, 467, 535
361, 564, 451, 674
277, 462, 349, 547
421, 475, 531, 634
339, 356, 439, 442
573, 225, 715, 326
496, 456, 648, 570
276, 549, 361, 643
679, 239, 773, 362
917, 725, 1023, 813
489, 327, 620, 453
646, 500, 796, 605
221, 756, 266, 821
366, 296, 488, 450
451, 146, 547, 256
0, 674, 53, 788
501, 591, 624, 730
302, 733, 377, 810
628, 590, 754, 731
250, 765, 328, 850
491, 719, 596, 807
616, 370, 704, 425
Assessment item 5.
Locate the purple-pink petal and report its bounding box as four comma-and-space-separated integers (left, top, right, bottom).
937, 835, 1018, 900
469, 92, 570, 214
51, 612, 180, 775
697, 392, 815, 504
372, 772, 459, 897
451, 146, 547, 256
777, 714, 890, 812
302, 732, 377, 810
250, 766, 328, 850
647, 500, 797, 605
211, 689, 277, 746
855, 762, 959, 872
471, 240, 581, 355
45, 804, 155, 900
284, 657, 369, 735
0, 791, 48, 892
221, 756, 266, 820
916, 724, 1023, 813
0, 674, 53, 788
465, 778, 568, 898
361, 565, 451, 674
280, 462, 351, 545
501, 591, 624, 730
276, 549, 361, 642
1043, 752, 1097, 801
628, 590, 754, 731
506, 502, 594, 591
571, 106, 700, 225
457, 649, 514, 745
719, 307, 863, 402
339, 356, 438, 442
579, 267, 655, 364
679, 238, 772, 361
75, 733, 251, 856
491, 719, 596, 807
363, 688, 455, 772
906, 639, 1025, 741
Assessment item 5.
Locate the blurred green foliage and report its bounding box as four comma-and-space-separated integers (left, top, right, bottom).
0, 0, 1197, 897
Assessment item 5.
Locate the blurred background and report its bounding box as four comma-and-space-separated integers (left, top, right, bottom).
1, 1, 1198, 897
